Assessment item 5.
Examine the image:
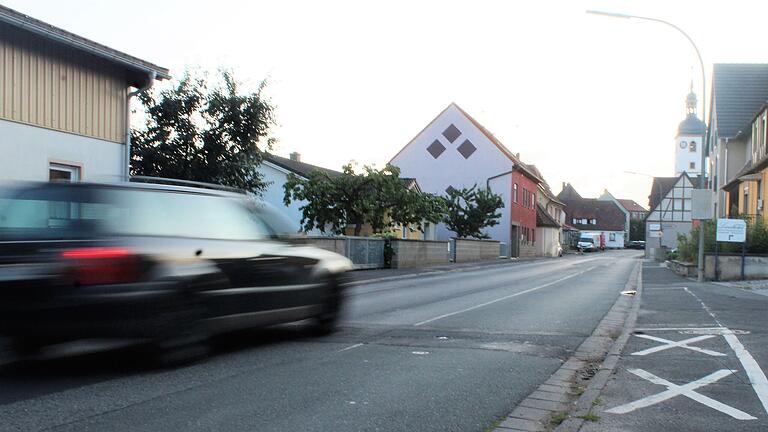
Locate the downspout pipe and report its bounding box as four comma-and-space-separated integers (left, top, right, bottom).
125, 72, 156, 181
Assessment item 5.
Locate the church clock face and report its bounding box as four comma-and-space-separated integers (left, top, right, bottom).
679, 141, 687, 149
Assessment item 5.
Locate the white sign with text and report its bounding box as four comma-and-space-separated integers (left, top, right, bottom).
716, 219, 746, 243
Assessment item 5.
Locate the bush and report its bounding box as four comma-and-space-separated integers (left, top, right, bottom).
684, 217, 768, 262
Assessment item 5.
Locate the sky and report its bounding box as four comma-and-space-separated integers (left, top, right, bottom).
5, 0, 768, 206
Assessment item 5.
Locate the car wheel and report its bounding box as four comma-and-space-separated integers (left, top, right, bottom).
151, 295, 209, 367
307, 279, 343, 336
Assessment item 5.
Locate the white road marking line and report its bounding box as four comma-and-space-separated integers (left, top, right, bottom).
413, 266, 596, 326
635, 327, 727, 331
606, 368, 756, 420
631, 334, 726, 357
682, 287, 768, 415
723, 332, 768, 415
338, 343, 364, 352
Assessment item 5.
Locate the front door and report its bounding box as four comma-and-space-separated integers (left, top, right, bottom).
509, 225, 520, 258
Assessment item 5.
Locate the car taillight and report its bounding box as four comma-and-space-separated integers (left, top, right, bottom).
61, 247, 140, 286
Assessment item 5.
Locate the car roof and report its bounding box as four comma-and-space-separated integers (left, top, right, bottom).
5, 180, 246, 199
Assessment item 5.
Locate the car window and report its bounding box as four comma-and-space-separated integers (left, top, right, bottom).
107, 189, 268, 240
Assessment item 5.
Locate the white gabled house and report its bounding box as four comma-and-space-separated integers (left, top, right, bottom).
390, 103, 542, 257
257, 153, 341, 236
645, 172, 700, 259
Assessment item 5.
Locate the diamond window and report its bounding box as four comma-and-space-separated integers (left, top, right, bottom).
457, 139, 477, 159
427, 140, 446, 159
442, 124, 461, 143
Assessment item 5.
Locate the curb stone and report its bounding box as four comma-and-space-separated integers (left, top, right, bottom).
492, 260, 642, 432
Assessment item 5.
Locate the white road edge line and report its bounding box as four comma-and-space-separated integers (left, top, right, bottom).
338, 343, 364, 352
413, 266, 596, 327
683, 286, 768, 416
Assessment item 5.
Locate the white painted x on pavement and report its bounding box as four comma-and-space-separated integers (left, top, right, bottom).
606, 368, 756, 420
631, 334, 726, 357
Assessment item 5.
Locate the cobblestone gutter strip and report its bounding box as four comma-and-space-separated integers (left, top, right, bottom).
492, 261, 642, 432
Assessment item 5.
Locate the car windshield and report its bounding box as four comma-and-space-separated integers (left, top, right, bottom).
580, 238, 594, 243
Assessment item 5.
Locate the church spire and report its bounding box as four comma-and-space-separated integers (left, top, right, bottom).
685, 81, 698, 117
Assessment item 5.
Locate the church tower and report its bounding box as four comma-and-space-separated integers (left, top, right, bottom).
675, 84, 706, 176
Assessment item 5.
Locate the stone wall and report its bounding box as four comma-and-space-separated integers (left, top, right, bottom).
454, 238, 501, 263
390, 239, 449, 268
704, 254, 768, 281
300, 236, 347, 255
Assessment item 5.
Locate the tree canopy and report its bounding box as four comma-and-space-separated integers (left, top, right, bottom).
283, 164, 444, 236
130, 70, 276, 194
442, 185, 504, 239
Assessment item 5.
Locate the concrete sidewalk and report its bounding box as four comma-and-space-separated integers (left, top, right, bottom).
578, 261, 768, 431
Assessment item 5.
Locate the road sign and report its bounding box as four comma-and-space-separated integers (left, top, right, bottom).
716, 219, 746, 243
692, 190, 714, 220
649, 223, 661, 231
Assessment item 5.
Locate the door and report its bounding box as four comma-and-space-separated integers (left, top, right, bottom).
509, 225, 520, 258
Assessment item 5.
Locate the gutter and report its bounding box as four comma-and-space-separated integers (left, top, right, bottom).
125, 72, 156, 181
0, 11, 170, 81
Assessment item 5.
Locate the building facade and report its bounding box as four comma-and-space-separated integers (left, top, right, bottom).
390, 103, 542, 257
645, 173, 699, 259
707, 64, 768, 217
0, 5, 168, 184
557, 183, 626, 249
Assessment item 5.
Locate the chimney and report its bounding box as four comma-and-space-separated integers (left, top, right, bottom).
289, 152, 301, 162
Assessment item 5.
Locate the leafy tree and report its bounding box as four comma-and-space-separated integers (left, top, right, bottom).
630, 219, 646, 241
442, 185, 504, 239
283, 164, 444, 236
130, 70, 276, 194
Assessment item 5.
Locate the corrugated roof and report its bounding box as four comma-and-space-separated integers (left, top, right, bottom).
0, 4, 170, 86
711, 64, 768, 139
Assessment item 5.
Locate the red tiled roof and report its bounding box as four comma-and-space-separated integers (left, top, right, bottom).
617, 199, 647, 213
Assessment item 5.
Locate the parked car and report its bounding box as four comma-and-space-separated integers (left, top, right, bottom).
627, 240, 646, 250
0, 180, 353, 363
577, 237, 597, 252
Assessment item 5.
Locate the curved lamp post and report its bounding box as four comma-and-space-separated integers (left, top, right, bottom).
588, 10, 708, 280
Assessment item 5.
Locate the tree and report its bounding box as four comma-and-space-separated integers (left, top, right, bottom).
442, 185, 504, 239
131, 70, 276, 194
630, 219, 646, 241
283, 164, 444, 236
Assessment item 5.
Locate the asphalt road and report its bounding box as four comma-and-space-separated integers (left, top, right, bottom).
0, 250, 640, 432
584, 261, 768, 431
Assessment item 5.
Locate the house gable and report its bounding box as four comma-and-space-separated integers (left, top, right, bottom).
390, 103, 520, 196
647, 174, 695, 222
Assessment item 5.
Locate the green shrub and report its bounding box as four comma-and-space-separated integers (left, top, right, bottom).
684, 217, 768, 262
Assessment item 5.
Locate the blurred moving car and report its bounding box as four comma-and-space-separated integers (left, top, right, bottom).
0, 180, 353, 363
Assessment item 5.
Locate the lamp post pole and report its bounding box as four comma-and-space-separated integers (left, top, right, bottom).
588, 10, 708, 280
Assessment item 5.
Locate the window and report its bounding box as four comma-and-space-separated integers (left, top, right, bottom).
513, 183, 518, 203
590, 218, 597, 225
689, 141, 697, 152
49, 163, 81, 182
689, 162, 696, 170
532, 229, 535, 244
609, 233, 616, 241
572, 218, 578, 224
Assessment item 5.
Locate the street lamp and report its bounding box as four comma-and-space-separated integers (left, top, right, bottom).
625, 171, 665, 254
588, 10, 708, 281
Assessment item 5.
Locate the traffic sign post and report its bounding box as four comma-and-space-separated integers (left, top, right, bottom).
715, 219, 748, 280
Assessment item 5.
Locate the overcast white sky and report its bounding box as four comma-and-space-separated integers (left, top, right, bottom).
6, 0, 768, 206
